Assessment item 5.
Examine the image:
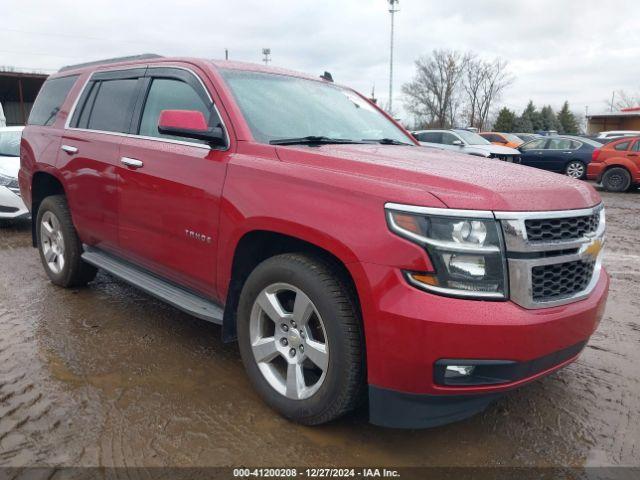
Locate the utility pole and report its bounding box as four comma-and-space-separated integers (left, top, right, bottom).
225, 48, 229, 60
387, 0, 400, 115
262, 48, 271, 65
610, 91, 615, 112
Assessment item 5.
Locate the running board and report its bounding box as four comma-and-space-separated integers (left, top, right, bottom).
81, 247, 224, 325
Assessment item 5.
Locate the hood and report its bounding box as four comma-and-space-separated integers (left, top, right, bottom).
275, 144, 600, 212
470, 144, 521, 155
0, 156, 19, 178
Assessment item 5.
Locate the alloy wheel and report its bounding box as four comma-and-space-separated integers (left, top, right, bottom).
40, 211, 66, 274
566, 161, 585, 179
249, 282, 329, 400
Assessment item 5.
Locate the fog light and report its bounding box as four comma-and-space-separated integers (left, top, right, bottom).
445, 365, 475, 378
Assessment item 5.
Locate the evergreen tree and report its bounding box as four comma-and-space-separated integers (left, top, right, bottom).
557, 101, 579, 134
540, 105, 560, 131
520, 101, 543, 132
513, 116, 534, 133
493, 107, 516, 132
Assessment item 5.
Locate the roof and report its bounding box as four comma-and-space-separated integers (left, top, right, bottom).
54, 54, 328, 84
587, 110, 640, 119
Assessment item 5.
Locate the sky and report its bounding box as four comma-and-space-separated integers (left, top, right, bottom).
2, 0, 639, 123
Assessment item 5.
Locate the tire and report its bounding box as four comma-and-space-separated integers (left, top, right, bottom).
36, 195, 97, 287
565, 160, 586, 179
237, 253, 365, 425
602, 167, 632, 192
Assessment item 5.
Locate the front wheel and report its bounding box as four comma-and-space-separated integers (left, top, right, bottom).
601, 167, 632, 192
237, 253, 365, 425
565, 160, 586, 179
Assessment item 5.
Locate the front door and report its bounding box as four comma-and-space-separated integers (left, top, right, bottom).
117, 67, 230, 297
519, 138, 548, 169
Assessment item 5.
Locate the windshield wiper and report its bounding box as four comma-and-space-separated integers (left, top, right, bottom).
362, 138, 413, 146
269, 136, 365, 146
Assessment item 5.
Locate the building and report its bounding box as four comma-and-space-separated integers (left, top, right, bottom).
586, 107, 640, 134
0, 70, 48, 126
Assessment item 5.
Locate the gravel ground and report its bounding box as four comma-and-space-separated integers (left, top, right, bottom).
0, 188, 638, 469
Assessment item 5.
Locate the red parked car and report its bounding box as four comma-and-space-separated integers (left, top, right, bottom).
20, 55, 609, 428
587, 136, 640, 191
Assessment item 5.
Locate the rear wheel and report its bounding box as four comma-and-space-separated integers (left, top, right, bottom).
36, 195, 97, 287
565, 160, 586, 179
602, 167, 632, 192
237, 253, 364, 425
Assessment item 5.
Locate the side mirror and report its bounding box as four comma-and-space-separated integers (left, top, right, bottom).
452, 140, 463, 146
158, 110, 226, 147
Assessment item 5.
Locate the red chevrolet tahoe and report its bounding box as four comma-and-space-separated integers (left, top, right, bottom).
19, 55, 609, 428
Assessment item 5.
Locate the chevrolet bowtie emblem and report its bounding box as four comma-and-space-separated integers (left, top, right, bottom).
583, 238, 603, 260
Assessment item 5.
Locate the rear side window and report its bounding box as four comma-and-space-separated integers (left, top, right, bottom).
85, 79, 139, 133
28, 75, 78, 126
633, 141, 640, 152
614, 141, 630, 151
547, 138, 573, 150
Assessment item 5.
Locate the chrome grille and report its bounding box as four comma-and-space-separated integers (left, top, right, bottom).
525, 212, 600, 242
532, 259, 595, 301
496, 204, 605, 309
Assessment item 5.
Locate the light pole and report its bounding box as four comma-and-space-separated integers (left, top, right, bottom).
262, 48, 271, 65
387, 0, 400, 115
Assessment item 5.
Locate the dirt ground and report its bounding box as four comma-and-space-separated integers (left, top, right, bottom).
0, 188, 638, 469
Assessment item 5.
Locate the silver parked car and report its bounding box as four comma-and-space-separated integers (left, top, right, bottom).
412, 129, 522, 162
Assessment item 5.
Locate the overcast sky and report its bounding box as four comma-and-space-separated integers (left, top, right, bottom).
3, 0, 639, 122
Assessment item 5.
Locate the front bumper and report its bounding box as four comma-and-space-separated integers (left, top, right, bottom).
0, 186, 29, 220
352, 262, 609, 428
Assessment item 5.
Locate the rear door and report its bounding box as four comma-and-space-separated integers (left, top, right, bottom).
59, 69, 145, 250
117, 66, 230, 296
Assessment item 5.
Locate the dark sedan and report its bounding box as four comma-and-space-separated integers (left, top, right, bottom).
518, 136, 602, 179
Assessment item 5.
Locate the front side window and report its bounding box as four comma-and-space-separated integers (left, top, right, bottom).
632, 141, 640, 152
28, 75, 78, 126
442, 132, 460, 145
138, 78, 213, 143
0, 130, 21, 157
220, 70, 411, 144
418, 132, 442, 143
521, 139, 547, 151
86, 79, 139, 133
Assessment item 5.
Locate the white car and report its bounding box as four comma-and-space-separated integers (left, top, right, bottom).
412, 129, 522, 162
596, 130, 640, 141
0, 126, 29, 221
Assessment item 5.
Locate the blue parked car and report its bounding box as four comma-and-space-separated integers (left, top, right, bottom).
518, 135, 603, 179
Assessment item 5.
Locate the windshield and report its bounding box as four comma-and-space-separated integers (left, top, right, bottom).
453, 130, 490, 145
0, 130, 21, 157
502, 133, 523, 143
577, 137, 603, 147
220, 70, 413, 145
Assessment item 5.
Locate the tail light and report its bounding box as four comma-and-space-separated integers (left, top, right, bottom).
592, 148, 601, 162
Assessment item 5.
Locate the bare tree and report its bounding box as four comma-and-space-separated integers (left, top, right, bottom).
465, 58, 513, 130
401, 50, 468, 128
608, 89, 640, 110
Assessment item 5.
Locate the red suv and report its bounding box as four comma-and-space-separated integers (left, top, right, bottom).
587, 136, 640, 191
20, 55, 609, 428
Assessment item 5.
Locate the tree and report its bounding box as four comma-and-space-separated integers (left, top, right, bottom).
462, 56, 513, 130
493, 107, 516, 132
520, 101, 544, 132
540, 105, 560, 131
557, 101, 579, 134
607, 89, 640, 110
402, 50, 468, 128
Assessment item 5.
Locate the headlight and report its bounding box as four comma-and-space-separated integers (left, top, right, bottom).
0, 173, 18, 189
385, 203, 508, 299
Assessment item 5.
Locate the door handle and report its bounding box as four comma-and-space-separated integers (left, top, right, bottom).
61, 145, 78, 154
121, 157, 143, 168
563, 151, 573, 154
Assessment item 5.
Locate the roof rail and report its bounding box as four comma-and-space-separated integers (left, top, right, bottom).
59, 54, 164, 72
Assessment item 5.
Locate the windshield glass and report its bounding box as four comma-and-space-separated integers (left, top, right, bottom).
220, 70, 412, 145
503, 133, 523, 143
453, 129, 490, 145
578, 137, 603, 147
0, 130, 21, 157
